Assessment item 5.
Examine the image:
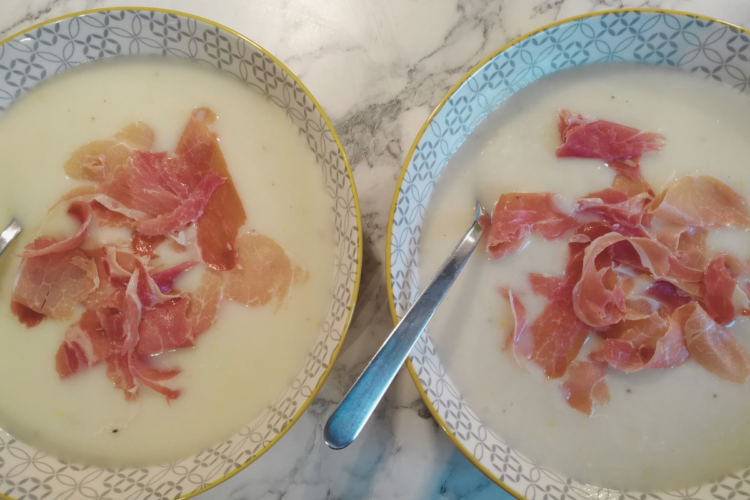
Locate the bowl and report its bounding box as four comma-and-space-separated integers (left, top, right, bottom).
387, 8, 750, 500
0, 8, 361, 499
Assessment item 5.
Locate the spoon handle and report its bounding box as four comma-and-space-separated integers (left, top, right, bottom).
324, 202, 489, 450
0, 220, 21, 258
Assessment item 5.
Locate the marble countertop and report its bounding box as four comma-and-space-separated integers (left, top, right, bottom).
1, 0, 749, 499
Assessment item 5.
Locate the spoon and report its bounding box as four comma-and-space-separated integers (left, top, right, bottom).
0, 220, 21, 258
324, 201, 490, 450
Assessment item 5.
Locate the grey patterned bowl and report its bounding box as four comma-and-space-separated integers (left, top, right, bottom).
0, 8, 361, 500
387, 8, 750, 500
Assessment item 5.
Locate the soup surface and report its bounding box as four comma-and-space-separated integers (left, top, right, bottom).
0, 57, 335, 467
419, 63, 750, 491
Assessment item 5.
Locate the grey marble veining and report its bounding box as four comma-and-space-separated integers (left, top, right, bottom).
0, 1, 747, 499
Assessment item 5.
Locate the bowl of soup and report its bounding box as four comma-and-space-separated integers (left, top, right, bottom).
387, 8, 750, 499
0, 8, 361, 499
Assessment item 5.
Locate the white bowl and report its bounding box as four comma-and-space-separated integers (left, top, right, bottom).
387, 8, 750, 500
0, 8, 362, 500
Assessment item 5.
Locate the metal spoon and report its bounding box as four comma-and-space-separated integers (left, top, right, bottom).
0, 220, 21, 258
324, 201, 490, 450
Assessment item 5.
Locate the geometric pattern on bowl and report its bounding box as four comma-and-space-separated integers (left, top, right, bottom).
0, 8, 361, 500
387, 9, 750, 500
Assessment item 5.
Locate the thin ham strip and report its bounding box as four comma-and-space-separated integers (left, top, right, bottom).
556, 109, 666, 161
675, 302, 750, 383
649, 175, 750, 228
500, 289, 530, 367
486, 193, 576, 259
704, 253, 750, 325
559, 359, 610, 416
55, 310, 111, 378
151, 261, 198, 293
129, 356, 181, 401
17, 201, 92, 258
176, 108, 247, 271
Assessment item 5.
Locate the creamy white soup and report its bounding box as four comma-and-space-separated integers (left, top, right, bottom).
0, 57, 335, 467
419, 63, 750, 491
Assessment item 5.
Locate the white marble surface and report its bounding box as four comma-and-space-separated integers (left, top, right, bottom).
0, 0, 748, 499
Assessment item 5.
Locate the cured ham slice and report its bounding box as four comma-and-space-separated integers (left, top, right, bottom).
135, 172, 225, 236
486, 193, 576, 259
226, 234, 295, 307
187, 269, 224, 338
675, 302, 750, 383
576, 188, 653, 228
137, 297, 193, 355
594, 312, 688, 373
17, 201, 92, 258
176, 108, 247, 271
559, 359, 610, 416
106, 354, 139, 402
64, 122, 154, 182
129, 356, 181, 401
104, 151, 183, 218
12, 247, 98, 320
645, 280, 693, 313
556, 109, 666, 161
704, 253, 750, 325
55, 310, 110, 378
649, 176, 750, 228
528, 282, 589, 378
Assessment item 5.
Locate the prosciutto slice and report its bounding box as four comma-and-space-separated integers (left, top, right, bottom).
704, 253, 750, 325
556, 109, 666, 162
559, 359, 610, 416
645, 280, 693, 313
486, 193, 576, 259
55, 310, 111, 378
674, 302, 750, 383
576, 188, 653, 229
226, 234, 295, 307
64, 122, 154, 182
175, 108, 247, 271
12, 246, 98, 320
135, 172, 225, 236
17, 201, 92, 258
649, 176, 750, 228
593, 312, 688, 373
137, 297, 193, 355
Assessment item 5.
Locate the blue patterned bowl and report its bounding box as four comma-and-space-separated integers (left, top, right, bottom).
0, 8, 361, 500
387, 8, 750, 500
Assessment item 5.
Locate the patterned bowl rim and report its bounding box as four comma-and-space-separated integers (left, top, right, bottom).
0, 7, 363, 500
385, 7, 748, 500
